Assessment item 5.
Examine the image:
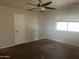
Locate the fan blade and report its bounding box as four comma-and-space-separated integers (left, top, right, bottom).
39, 0, 41, 3
26, 3, 37, 6
27, 8, 37, 11
45, 7, 56, 10
43, 2, 52, 6
39, 0, 43, 3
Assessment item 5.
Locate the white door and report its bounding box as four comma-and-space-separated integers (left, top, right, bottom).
14, 13, 26, 45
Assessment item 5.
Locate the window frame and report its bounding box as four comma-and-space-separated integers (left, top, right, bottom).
56, 21, 79, 32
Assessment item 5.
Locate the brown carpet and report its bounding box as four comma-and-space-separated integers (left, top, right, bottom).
0, 39, 79, 59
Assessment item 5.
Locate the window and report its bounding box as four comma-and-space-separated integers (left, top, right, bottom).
56, 22, 79, 32
56, 22, 67, 31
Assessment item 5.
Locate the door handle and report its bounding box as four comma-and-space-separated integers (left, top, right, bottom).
16, 31, 18, 33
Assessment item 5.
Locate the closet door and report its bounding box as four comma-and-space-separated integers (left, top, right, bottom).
14, 13, 26, 45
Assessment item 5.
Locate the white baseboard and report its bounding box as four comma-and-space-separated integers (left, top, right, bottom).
0, 39, 39, 49
0, 44, 15, 49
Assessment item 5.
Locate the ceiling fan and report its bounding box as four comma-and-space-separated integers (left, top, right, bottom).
25, 0, 56, 12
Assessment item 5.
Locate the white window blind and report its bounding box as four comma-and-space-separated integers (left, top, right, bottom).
56, 22, 79, 32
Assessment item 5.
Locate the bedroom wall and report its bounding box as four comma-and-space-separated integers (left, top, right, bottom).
39, 11, 55, 39
0, 5, 39, 48
39, 8, 79, 47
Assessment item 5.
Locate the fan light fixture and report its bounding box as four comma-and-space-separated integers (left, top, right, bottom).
39, 7, 45, 11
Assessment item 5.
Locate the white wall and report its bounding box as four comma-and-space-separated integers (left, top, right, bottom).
0, 5, 39, 48
39, 8, 79, 47
0, 5, 14, 48
39, 12, 55, 39
54, 9, 79, 47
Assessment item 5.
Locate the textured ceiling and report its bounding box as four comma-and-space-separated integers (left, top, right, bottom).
0, 0, 79, 10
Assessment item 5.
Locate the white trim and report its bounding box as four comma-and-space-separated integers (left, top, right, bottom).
0, 39, 39, 49
0, 44, 15, 49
